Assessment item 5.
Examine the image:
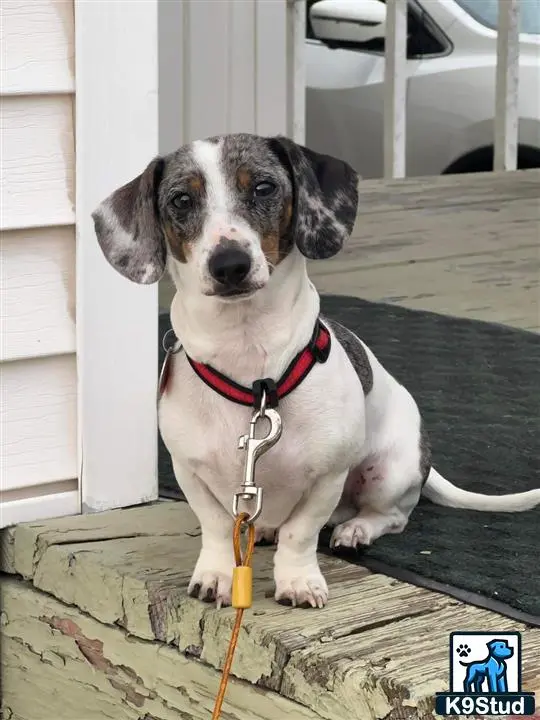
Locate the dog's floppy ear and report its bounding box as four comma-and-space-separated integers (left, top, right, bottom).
269, 136, 358, 260
92, 158, 166, 284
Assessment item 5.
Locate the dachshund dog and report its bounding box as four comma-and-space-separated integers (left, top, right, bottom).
93, 134, 540, 608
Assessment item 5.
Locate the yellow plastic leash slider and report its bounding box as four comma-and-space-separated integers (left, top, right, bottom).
232, 565, 253, 609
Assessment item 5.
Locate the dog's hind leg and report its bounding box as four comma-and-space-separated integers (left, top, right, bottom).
464, 666, 482, 693
172, 460, 235, 608
463, 676, 473, 694
327, 499, 357, 527
330, 455, 422, 548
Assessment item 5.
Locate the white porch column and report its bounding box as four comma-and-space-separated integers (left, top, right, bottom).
287, 0, 307, 144
494, 0, 520, 171
383, 0, 408, 179
75, 0, 160, 512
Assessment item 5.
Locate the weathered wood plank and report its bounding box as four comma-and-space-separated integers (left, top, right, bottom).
307, 170, 540, 332
1, 576, 320, 720
281, 605, 540, 719
346, 199, 539, 266
0, 525, 17, 574
312, 245, 539, 331
5, 500, 191, 579
3, 502, 539, 719
352, 169, 540, 211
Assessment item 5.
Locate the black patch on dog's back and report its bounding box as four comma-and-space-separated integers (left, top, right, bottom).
326, 319, 373, 395
419, 421, 432, 485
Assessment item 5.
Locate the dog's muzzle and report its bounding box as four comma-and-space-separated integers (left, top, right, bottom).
208, 245, 252, 296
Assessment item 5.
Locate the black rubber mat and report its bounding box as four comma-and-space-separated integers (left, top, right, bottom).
158, 295, 540, 624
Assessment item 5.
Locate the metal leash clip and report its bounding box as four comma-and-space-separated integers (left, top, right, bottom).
233, 390, 282, 524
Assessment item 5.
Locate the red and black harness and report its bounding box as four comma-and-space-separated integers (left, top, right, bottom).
160, 319, 331, 409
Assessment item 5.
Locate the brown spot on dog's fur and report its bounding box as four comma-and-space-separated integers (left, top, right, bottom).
164, 222, 189, 263
261, 232, 281, 268
187, 175, 204, 192
284, 200, 293, 225
278, 199, 294, 259
257, 199, 295, 270
237, 166, 252, 191
280, 200, 293, 234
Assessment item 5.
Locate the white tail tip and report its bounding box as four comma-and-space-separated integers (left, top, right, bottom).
422, 468, 540, 512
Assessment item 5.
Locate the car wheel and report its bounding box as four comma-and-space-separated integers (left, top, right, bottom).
443, 145, 540, 174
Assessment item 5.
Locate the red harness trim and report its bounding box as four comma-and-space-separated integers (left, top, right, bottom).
185, 319, 331, 409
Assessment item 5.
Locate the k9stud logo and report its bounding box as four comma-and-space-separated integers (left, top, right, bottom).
435, 632, 536, 716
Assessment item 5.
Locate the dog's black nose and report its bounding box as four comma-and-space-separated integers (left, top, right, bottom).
208, 247, 252, 287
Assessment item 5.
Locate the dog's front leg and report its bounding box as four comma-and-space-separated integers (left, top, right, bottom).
172, 460, 234, 607
274, 470, 348, 608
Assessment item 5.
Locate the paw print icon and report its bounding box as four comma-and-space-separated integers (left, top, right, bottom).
456, 644, 471, 658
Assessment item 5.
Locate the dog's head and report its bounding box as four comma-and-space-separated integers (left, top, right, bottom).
92, 134, 358, 300
487, 640, 513, 660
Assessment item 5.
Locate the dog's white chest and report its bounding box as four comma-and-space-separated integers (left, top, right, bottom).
159, 347, 365, 527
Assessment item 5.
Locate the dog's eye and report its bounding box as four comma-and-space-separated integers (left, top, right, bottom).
253, 181, 277, 198
171, 193, 192, 213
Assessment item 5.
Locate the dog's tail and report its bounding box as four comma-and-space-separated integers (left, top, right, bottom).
422, 468, 540, 512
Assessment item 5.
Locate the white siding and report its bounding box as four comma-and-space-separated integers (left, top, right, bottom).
1, 227, 76, 361
1, 0, 75, 95
0, 0, 78, 526
1, 95, 75, 230
1, 355, 77, 492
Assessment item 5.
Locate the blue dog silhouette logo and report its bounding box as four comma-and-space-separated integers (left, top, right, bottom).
435, 631, 536, 716
459, 638, 513, 693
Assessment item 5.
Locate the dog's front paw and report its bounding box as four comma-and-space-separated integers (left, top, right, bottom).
188, 570, 232, 608
274, 569, 328, 609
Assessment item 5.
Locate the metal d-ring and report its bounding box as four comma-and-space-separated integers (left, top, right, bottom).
162, 328, 182, 355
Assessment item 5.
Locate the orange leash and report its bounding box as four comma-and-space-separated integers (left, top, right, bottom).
211, 513, 256, 720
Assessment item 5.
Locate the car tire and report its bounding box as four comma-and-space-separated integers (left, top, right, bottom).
442, 145, 540, 174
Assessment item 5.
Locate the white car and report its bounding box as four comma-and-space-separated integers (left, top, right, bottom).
306, 0, 540, 177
